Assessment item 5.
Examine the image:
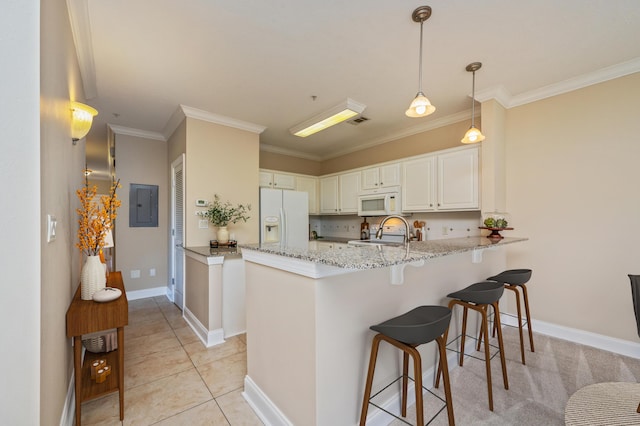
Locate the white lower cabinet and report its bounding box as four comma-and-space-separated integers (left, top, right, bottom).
402, 146, 479, 212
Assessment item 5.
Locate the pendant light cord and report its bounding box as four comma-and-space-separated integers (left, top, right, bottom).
418, 20, 424, 92
471, 70, 476, 127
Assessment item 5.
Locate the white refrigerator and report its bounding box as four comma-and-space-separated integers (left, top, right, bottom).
260, 188, 309, 249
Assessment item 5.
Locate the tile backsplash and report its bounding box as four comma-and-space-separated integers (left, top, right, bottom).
309, 211, 483, 241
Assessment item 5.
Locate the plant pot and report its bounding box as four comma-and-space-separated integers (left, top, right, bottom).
81, 255, 107, 300
217, 226, 229, 244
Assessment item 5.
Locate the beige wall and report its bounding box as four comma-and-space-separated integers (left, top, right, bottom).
184, 118, 260, 246
320, 120, 469, 175
259, 150, 322, 175
505, 72, 640, 341
115, 134, 169, 292
168, 119, 187, 167
38, 0, 88, 423
259, 120, 469, 176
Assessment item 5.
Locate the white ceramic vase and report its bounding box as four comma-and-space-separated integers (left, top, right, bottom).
217, 226, 229, 244
81, 255, 107, 300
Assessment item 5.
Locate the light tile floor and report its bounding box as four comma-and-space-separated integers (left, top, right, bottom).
81, 296, 264, 425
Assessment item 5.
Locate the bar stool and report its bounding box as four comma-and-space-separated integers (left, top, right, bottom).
487, 269, 534, 364
360, 306, 455, 426
436, 281, 508, 411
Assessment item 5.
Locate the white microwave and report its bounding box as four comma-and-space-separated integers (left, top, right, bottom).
357, 188, 401, 217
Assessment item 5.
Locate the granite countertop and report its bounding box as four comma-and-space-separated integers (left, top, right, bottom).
183, 245, 241, 257
240, 236, 528, 270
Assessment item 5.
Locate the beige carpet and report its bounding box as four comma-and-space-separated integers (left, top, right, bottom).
565, 382, 640, 425
386, 327, 640, 426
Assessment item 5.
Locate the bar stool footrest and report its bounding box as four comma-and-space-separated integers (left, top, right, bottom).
445, 333, 502, 362
366, 375, 449, 426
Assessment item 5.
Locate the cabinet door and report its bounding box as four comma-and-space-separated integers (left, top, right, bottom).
273, 173, 295, 190
296, 176, 318, 215
338, 171, 361, 213
437, 148, 479, 210
402, 156, 436, 211
320, 176, 339, 214
259, 172, 273, 188
380, 163, 400, 187
361, 167, 380, 190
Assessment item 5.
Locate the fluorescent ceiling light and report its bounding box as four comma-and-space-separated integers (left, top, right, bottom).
290, 98, 366, 138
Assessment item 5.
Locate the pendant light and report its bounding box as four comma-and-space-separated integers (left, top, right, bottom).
461, 62, 485, 144
405, 6, 435, 118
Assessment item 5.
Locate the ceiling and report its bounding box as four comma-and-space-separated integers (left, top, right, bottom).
71, 0, 640, 179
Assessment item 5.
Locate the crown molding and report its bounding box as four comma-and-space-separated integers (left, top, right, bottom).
108, 124, 166, 141
67, 0, 97, 99
476, 57, 640, 109
163, 104, 267, 140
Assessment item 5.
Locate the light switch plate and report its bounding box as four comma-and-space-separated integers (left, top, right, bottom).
47, 214, 57, 242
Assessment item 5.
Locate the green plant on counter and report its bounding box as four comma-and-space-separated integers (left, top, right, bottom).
484, 217, 508, 228
203, 194, 251, 226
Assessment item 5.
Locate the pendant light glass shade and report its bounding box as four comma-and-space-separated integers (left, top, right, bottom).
406, 6, 435, 118
461, 126, 485, 144
406, 92, 436, 117
461, 62, 485, 144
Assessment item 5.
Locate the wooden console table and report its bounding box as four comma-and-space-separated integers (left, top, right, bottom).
66, 271, 128, 426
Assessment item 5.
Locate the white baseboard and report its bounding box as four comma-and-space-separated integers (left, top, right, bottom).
524, 317, 640, 359
126, 285, 169, 301
183, 306, 225, 348
242, 375, 294, 426
59, 371, 75, 426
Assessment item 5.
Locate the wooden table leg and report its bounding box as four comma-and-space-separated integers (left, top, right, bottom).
74, 335, 83, 426
118, 327, 125, 420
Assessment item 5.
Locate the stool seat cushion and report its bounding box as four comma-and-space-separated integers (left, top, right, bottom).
487, 269, 532, 286
447, 281, 505, 305
370, 305, 452, 345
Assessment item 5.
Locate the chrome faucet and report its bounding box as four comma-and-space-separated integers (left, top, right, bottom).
375, 215, 411, 243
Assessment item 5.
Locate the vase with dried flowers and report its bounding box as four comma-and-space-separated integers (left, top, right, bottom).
200, 194, 251, 244
76, 175, 121, 300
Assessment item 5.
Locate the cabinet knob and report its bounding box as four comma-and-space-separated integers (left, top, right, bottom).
380, 182, 383, 185
374, 183, 378, 186
274, 183, 277, 186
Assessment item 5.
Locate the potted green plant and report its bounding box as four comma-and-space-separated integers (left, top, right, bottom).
202, 194, 251, 243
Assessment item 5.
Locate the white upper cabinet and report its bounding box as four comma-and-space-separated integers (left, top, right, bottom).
319, 171, 361, 214
402, 156, 436, 211
361, 163, 401, 190
402, 146, 479, 212
319, 175, 339, 214
259, 171, 295, 190
338, 171, 361, 213
295, 176, 319, 215
437, 148, 479, 210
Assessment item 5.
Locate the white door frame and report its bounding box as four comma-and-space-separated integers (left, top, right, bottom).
170, 154, 185, 309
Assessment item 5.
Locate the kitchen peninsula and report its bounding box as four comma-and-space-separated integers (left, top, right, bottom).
240, 236, 527, 425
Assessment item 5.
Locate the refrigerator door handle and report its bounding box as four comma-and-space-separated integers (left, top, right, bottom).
280, 208, 286, 246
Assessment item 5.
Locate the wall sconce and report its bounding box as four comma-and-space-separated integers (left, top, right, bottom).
289, 98, 366, 137
71, 101, 98, 145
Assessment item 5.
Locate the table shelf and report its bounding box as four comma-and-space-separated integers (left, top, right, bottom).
66, 271, 128, 426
